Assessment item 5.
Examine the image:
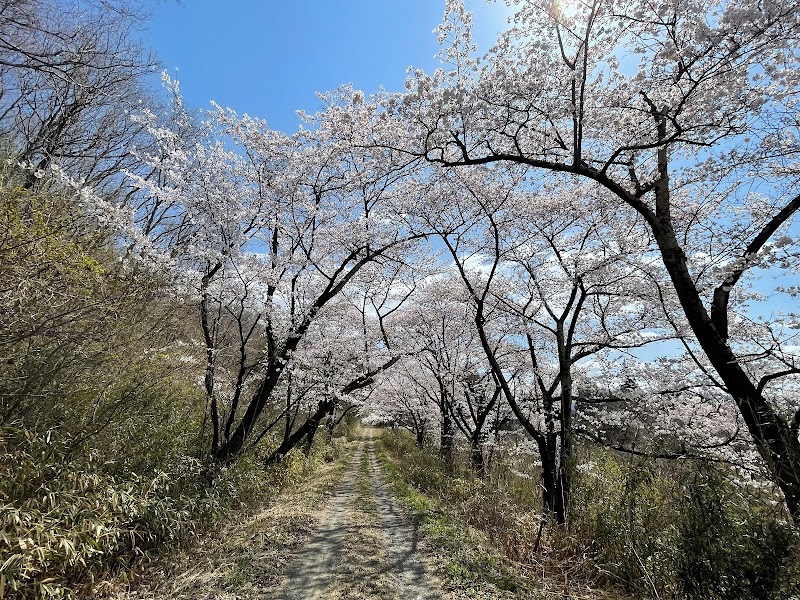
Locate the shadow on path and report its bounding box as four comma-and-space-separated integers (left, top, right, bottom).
276, 433, 438, 599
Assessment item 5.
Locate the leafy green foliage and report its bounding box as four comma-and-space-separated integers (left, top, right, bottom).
0, 171, 188, 434
570, 455, 679, 595
570, 451, 800, 599
0, 170, 212, 598
675, 468, 799, 599
0, 423, 354, 599
0, 426, 211, 598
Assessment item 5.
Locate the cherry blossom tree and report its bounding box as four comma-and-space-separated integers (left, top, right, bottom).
575, 356, 764, 480
365, 274, 510, 470
401, 163, 678, 523
453, 368, 503, 477
402, 278, 479, 464
264, 258, 425, 463
365, 364, 438, 448
126, 84, 427, 463
387, 0, 800, 521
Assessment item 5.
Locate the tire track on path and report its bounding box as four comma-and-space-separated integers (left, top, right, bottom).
276, 440, 365, 600
275, 432, 438, 599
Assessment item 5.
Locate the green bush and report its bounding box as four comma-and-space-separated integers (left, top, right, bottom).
0, 173, 210, 597
571, 451, 800, 599
380, 430, 446, 494
0, 426, 218, 599
675, 468, 799, 599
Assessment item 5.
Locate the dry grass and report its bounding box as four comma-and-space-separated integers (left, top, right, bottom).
99, 446, 354, 600
377, 430, 632, 600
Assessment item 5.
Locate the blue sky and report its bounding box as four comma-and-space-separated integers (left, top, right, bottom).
143, 1, 514, 132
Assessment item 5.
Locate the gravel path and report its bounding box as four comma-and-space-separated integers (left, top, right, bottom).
275, 433, 438, 600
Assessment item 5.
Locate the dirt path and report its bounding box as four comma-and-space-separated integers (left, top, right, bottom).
273, 433, 438, 600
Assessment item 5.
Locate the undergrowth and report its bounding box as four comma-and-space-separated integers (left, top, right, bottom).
378, 428, 800, 599
0, 426, 350, 599
377, 433, 529, 598
569, 453, 800, 599
106, 434, 355, 600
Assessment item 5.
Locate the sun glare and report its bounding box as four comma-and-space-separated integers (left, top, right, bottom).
551, 0, 584, 22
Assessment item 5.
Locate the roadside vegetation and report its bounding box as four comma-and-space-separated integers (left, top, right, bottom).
0, 166, 357, 597
105, 437, 355, 600
379, 429, 800, 600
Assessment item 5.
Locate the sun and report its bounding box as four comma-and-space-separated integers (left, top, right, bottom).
551, 0, 584, 22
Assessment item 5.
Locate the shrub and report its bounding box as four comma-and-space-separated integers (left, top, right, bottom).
675, 468, 799, 599
0, 426, 218, 599
571, 450, 800, 599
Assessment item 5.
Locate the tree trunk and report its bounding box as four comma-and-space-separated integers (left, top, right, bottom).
265, 398, 335, 464
199, 266, 222, 456
325, 412, 336, 444
440, 413, 454, 466
555, 326, 573, 527
415, 427, 425, 448
554, 436, 571, 526
470, 438, 485, 478
303, 417, 321, 456
541, 442, 559, 521
650, 218, 800, 522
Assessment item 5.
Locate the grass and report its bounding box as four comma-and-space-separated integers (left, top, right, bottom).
376, 429, 633, 600
100, 437, 356, 599
375, 435, 527, 599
